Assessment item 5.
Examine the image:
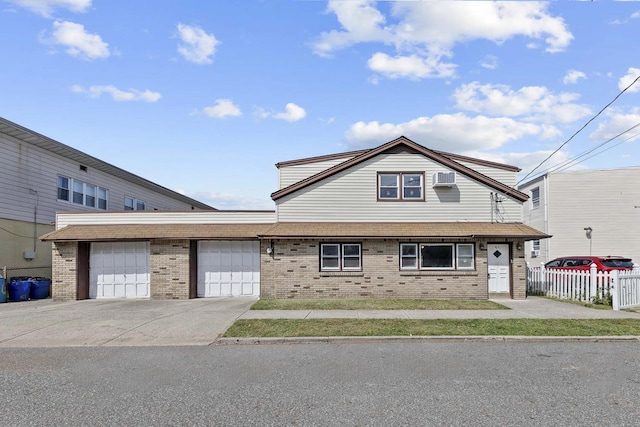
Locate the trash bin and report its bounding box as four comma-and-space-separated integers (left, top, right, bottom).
30, 277, 51, 300
0, 277, 6, 303
8, 278, 31, 302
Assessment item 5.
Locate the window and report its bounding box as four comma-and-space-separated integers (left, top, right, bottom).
532, 240, 540, 251
57, 175, 108, 210
400, 243, 475, 271
531, 187, 540, 208
57, 176, 69, 201
320, 243, 362, 271
378, 173, 424, 201
125, 196, 146, 211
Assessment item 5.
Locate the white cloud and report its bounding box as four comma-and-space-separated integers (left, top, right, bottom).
563, 69, 586, 85
71, 85, 161, 102
313, 1, 572, 81
589, 112, 640, 143
176, 23, 219, 65
202, 99, 242, 118
42, 20, 109, 60
480, 55, 498, 70
344, 113, 543, 152
8, 0, 91, 17
258, 103, 306, 122
632, 11, 640, 19
618, 67, 640, 93
367, 52, 456, 80
190, 191, 274, 210
453, 82, 592, 124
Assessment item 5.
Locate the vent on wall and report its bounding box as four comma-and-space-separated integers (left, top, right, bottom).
432, 171, 456, 187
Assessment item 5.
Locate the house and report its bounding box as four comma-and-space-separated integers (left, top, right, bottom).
518, 168, 640, 266
42, 136, 548, 301
0, 116, 214, 280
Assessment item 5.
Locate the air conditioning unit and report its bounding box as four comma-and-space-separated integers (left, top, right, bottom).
531, 250, 540, 258
432, 171, 456, 187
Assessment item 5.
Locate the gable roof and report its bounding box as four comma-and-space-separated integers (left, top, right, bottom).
0, 116, 215, 210
271, 136, 528, 202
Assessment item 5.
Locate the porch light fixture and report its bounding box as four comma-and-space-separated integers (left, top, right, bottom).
479, 243, 486, 251
516, 243, 522, 251
266, 240, 274, 255
584, 226, 593, 256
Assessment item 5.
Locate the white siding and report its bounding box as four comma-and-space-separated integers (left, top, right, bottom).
56, 211, 276, 229
0, 131, 206, 226
276, 153, 522, 222
520, 176, 548, 262
453, 160, 517, 187
546, 169, 640, 264
279, 157, 356, 189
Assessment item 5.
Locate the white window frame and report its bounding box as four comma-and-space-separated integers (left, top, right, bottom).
531, 187, 540, 209
378, 172, 424, 201
125, 196, 146, 211
320, 243, 362, 272
400, 243, 476, 271
57, 175, 108, 210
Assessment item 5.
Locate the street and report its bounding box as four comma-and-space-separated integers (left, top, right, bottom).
1, 342, 639, 426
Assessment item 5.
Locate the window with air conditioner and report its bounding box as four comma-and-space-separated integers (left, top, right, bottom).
432, 171, 456, 187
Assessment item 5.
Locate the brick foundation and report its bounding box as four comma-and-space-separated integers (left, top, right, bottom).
150, 239, 191, 300
51, 241, 79, 301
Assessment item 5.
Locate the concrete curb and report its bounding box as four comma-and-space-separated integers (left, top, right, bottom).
215, 335, 640, 345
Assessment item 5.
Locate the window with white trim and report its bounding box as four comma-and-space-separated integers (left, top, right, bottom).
400, 243, 475, 271
124, 196, 146, 211
320, 243, 362, 271
378, 173, 424, 200
57, 175, 108, 210
531, 187, 540, 208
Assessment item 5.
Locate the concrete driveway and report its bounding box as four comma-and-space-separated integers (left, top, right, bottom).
1, 296, 639, 347
0, 297, 257, 348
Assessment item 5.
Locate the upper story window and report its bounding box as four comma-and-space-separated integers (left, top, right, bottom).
320, 243, 362, 271
58, 175, 108, 210
400, 243, 475, 271
531, 187, 540, 209
125, 196, 146, 211
378, 172, 424, 201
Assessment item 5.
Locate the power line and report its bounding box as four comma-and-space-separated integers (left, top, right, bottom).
535, 121, 640, 176
516, 73, 640, 186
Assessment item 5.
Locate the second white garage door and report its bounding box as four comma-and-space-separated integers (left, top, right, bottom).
90, 242, 150, 299
198, 241, 260, 297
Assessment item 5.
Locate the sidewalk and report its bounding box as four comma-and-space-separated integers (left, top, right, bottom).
0, 297, 638, 347
239, 297, 640, 320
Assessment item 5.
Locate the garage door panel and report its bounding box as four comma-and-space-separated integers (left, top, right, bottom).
198, 240, 260, 297
90, 242, 150, 299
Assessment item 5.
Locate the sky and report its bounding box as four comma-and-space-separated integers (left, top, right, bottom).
1, 0, 639, 210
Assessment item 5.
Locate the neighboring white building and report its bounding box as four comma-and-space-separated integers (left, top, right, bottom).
0, 116, 214, 278
518, 168, 640, 266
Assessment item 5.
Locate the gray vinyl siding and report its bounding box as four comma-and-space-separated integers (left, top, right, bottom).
56, 211, 276, 229
276, 153, 523, 222
546, 169, 640, 264
279, 158, 356, 189
0, 131, 203, 226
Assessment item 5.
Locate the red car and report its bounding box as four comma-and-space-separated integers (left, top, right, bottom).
544, 256, 634, 272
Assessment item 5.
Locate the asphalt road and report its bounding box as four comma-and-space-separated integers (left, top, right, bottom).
1, 342, 639, 426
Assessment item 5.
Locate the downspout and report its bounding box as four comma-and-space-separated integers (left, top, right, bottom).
29, 189, 39, 254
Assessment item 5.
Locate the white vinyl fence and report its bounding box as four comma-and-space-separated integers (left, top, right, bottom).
527, 263, 640, 311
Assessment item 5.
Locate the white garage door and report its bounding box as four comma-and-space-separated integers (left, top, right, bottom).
198, 241, 260, 297
90, 242, 150, 299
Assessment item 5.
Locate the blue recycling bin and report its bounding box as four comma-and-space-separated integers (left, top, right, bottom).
0, 277, 6, 303
30, 278, 51, 300
8, 279, 31, 302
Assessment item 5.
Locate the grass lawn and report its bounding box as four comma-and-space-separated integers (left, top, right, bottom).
250, 299, 509, 311
223, 318, 640, 338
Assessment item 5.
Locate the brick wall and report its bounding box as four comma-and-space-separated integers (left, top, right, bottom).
150, 239, 191, 300
260, 239, 517, 300
51, 241, 79, 301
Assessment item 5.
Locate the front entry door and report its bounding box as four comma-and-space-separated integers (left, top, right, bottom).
488, 243, 510, 294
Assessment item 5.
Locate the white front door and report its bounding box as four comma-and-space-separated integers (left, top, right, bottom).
198, 241, 260, 297
488, 243, 510, 294
90, 242, 150, 298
